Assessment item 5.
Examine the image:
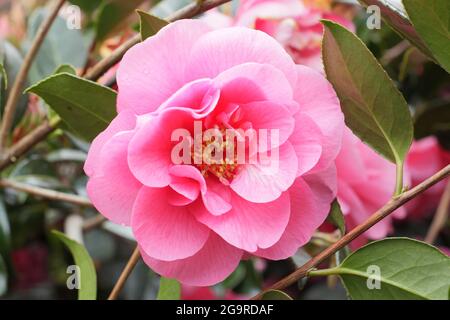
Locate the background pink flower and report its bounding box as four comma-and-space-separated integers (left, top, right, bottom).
233, 0, 356, 72
405, 137, 450, 218
85, 19, 344, 286
336, 128, 409, 246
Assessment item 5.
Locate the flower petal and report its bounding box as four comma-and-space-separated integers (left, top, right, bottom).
193, 191, 290, 252
141, 232, 243, 286
117, 20, 211, 114
84, 109, 136, 177
132, 187, 210, 261
230, 142, 298, 203
186, 27, 297, 87
294, 65, 344, 172
87, 131, 141, 226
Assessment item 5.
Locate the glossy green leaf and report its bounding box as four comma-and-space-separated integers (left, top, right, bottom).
326, 199, 346, 235
96, 0, 146, 42
25, 8, 91, 84
312, 238, 450, 300
0, 254, 6, 296
357, 0, 435, 61
403, 0, 450, 73
52, 230, 97, 300
157, 277, 181, 300
54, 64, 77, 75
137, 10, 169, 41
261, 290, 293, 300
26, 73, 117, 141
322, 20, 413, 194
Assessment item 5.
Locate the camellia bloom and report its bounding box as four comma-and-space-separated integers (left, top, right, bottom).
336, 128, 408, 245
85, 19, 344, 286
405, 137, 450, 218
233, 0, 356, 71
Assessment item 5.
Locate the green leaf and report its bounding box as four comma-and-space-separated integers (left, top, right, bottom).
26, 73, 117, 141
25, 8, 91, 84
96, 0, 146, 42
157, 277, 181, 300
137, 10, 169, 41
326, 199, 346, 235
403, 0, 450, 73
311, 238, 450, 300
322, 20, 413, 194
414, 103, 450, 140
54, 64, 77, 75
357, 0, 436, 61
51, 230, 97, 300
0, 254, 7, 296
261, 290, 293, 300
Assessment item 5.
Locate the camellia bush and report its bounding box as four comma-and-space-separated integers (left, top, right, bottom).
0, 0, 449, 301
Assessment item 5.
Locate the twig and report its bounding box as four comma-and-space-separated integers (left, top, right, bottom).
0, 0, 232, 173
252, 164, 450, 300
425, 179, 450, 244
0, 0, 65, 150
380, 40, 410, 66
0, 120, 58, 171
0, 178, 92, 206
108, 246, 141, 300
83, 214, 107, 232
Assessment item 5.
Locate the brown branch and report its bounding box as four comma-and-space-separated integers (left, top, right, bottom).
0, 0, 232, 174
82, 214, 106, 232
252, 164, 450, 300
108, 246, 141, 300
425, 179, 450, 244
84, 0, 232, 81
0, 120, 57, 171
0, 0, 66, 150
0, 178, 92, 207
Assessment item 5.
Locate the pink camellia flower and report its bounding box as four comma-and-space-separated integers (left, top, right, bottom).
233, 0, 356, 71
85, 19, 344, 286
336, 128, 408, 245
405, 137, 450, 218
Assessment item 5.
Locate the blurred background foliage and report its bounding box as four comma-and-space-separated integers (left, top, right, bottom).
0, 0, 448, 300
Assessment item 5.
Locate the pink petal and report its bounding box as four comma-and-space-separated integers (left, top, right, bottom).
157, 78, 220, 118
212, 62, 294, 106
294, 65, 344, 172
237, 101, 295, 152
185, 27, 297, 88
193, 191, 291, 252
289, 112, 323, 176
169, 165, 232, 215
141, 232, 243, 286
86, 131, 141, 226
230, 142, 298, 203
132, 187, 210, 261
128, 109, 193, 188
117, 20, 211, 114
255, 177, 323, 259
84, 110, 136, 177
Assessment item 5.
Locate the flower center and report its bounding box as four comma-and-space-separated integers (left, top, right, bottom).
192, 127, 240, 184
